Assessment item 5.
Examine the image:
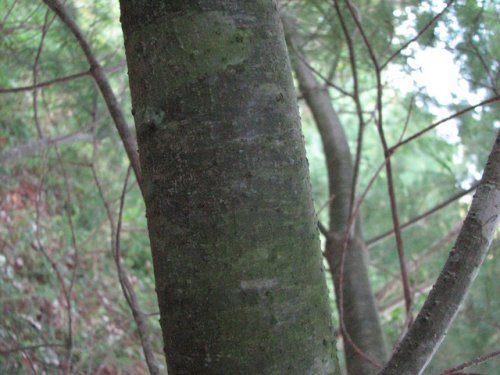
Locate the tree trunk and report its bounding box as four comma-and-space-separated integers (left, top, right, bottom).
119, 1, 339, 374
379, 131, 500, 375
282, 14, 387, 375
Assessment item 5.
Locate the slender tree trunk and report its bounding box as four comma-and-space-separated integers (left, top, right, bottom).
282, 14, 388, 375
379, 131, 500, 375
119, 1, 339, 374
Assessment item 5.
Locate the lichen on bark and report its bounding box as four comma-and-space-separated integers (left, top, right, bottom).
119, 1, 339, 374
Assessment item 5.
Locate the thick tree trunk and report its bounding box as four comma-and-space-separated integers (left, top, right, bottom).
119, 1, 339, 374
282, 14, 388, 375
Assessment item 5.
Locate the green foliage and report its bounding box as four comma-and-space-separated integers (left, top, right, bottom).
1, 0, 498, 373
0, 1, 159, 373
295, 0, 499, 372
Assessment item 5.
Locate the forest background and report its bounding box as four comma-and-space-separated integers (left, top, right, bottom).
0, 0, 499, 374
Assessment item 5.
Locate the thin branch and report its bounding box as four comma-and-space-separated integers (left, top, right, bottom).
42, 0, 142, 188
0, 131, 94, 164
367, 183, 478, 248
1, 0, 19, 24
332, 0, 365, 213
0, 62, 125, 94
468, 42, 498, 95
295, 53, 353, 97
399, 95, 415, 142
390, 95, 500, 152
91, 146, 160, 375
317, 220, 331, 239
344, 0, 412, 318
380, 281, 434, 317
115, 166, 161, 374
379, 131, 500, 375
440, 349, 500, 375
32, 8, 54, 138
381, 0, 455, 70
316, 193, 336, 218
376, 222, 462, 305
27, 122, 77, 372
53, 146, 81, 375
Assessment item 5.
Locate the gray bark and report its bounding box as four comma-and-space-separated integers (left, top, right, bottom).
119, 1, 339, 374
379, 131, 500, 375
282, 14, 387, 375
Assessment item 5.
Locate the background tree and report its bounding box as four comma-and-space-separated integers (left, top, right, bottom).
282, 12, 387, 375
0, 0, 499, 374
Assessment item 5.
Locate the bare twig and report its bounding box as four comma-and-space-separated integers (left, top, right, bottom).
51, 139, 86, 374
399, 95, 415, 142
381, 0, 455, 70
317, 220, 331, 239
0, 62, 126, 94
115, 166, 161, 374
32, 8, 55, 138
468, 42, 498, 95
376, 222, 462, 304
27, 90, 77, 373
440, 349, 500, 375
42, 0, 142, 187
295, 53, 353, 97
390, 95, 500, 152
1, 0, 19, 24
367, 183, 478, 248
332, 0, 365, 213
33, 177, 74, 374
380, 281, 434, 317
344, 0, 412, 318
91, 149, 160, 375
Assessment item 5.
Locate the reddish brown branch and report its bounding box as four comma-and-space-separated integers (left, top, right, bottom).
390, 96, 500, 152
440, 349, 500, 375
33, 177, 74, 374
42, 0, 142, 188
91, 151, 160, 375
344, 0, 412, 318
53, 146, 83, 375
376, 222, 462, 305
367, 183, 478, 248
0, 62, 125, 94
294, 53, 353, 97
332, 0, 365, 212
381, 0, 455, 70
32, 8, 54, 138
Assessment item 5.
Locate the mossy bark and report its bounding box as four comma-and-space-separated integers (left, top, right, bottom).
119, 1, 339, 374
